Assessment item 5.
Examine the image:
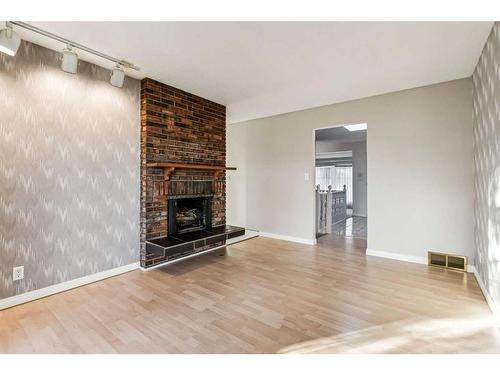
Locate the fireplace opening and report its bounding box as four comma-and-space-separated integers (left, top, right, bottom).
168, 197, 212, 236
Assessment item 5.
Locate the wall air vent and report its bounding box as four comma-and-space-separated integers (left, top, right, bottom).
428, 251, 467, 272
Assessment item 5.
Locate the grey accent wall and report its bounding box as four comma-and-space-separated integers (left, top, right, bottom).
0, 41, 140, 299
473, 23, 500, 308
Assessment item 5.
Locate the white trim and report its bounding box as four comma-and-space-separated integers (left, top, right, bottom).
0, 262, 140, 311
366, 248, 475, 273
259, 232, 316, 245
366, 248, 427, 265
473, 269, 500, 326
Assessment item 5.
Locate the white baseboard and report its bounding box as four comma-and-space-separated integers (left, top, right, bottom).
366, 248, 475, 273
473, 269, 500, 326
366, 248, 427, 265
259, 232, 316, 245
0, 262, 140, 311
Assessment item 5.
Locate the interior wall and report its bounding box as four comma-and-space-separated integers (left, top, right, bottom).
473, 23, 500, 310
316, 140, 367, 216
227, 78, 473, 260
0, 41, 140, 299
226, 124, 247, 228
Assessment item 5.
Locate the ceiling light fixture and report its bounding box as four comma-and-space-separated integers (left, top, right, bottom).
61, 44, 78, 74
110, 64, 125, 88
0, 22, 21, 56
5, 21, 140, 88
343, 123, 367, 132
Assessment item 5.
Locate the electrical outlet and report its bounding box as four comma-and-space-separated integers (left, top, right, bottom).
13, 266, 24, 281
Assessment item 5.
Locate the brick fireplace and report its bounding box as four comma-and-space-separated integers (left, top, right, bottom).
140, 78, 228, 267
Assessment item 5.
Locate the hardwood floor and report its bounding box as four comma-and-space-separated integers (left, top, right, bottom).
1, 236, 499, 353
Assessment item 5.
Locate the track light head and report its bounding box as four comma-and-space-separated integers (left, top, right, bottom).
61, 45, 78, 74
0, 22, 21, 57
110, 63, 125, 88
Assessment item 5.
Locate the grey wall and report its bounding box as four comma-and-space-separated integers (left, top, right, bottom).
227, 78, 473, 260
473, 23, 500, 308
0, 41, 140, 299
316, 140, 367, 216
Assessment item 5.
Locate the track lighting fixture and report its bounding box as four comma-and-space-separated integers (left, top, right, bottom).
0, 22, 21, 56
110, 63, 125, 88
61, 44, 78, 74
3, 21, 140, 88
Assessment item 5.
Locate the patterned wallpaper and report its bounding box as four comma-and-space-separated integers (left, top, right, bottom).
473, 22, 500, 308
0, 41, 140, 299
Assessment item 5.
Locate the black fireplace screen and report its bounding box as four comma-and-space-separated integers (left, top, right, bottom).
168, 197, 212, 235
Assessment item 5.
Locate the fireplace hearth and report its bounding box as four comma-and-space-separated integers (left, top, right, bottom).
168, 196, 212, 236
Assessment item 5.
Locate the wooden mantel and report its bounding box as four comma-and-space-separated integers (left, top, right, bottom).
147, 162, 237, 194
147, 162, 236, 179
147, 162, 236, 170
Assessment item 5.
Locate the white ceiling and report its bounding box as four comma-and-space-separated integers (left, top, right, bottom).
14, 22, 492, 124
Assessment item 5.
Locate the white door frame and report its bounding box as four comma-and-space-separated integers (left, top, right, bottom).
311, 122, 368, 241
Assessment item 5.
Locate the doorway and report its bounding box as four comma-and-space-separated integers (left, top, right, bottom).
314, 123, 367, 245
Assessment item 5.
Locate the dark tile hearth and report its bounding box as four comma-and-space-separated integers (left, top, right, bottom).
145, 225, 245, 268
209, 225, 245, 237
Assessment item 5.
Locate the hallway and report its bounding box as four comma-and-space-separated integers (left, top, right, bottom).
331, 216, 367, 239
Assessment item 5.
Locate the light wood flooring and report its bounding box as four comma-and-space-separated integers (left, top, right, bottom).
1, 236, 499, 353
